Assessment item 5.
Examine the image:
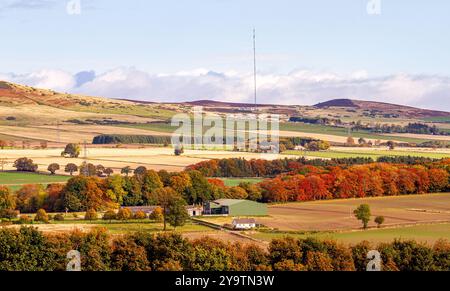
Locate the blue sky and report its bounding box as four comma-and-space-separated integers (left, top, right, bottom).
1, 0, 450, 110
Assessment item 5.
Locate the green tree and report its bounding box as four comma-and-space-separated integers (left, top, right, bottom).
121, 166, 132, 176
61, 143, 81, 158
354, 204, 371, 229
374, 216, 385, 228
153, 187, 181, 230
141, 170, 164, 204
166, 197, 189, 230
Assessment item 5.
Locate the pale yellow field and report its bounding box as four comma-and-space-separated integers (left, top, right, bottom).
0, 124, 166, 143
0, 147, 294, 174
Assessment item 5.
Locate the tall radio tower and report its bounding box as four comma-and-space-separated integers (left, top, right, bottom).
253, 28, 257, 111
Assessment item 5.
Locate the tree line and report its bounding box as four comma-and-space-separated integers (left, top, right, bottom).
0, 227, 448, 271
186, 156, 441, 178
258, 161, 450, 202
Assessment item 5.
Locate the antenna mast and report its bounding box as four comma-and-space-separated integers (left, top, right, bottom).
253, 28, 257, 111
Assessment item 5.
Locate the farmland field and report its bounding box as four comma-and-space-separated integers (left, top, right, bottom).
0, 147, 294, 174
199, 193, 450, 232
283, 147, 450, 159
0, 171, 70, 187
250, 223, 450, 244
220, 178, 264, 187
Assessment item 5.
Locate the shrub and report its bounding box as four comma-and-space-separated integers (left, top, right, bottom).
102, 210, 117, 222
149, 207, 164, 222
18, 215, 33, 225
116, 208, 132, 220
133, 211, 147, 220
84, 209, 98, 221
34, 209, 49, 223
54, 213, 65, 221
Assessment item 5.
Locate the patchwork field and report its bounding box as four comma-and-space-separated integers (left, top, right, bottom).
261, 194, 450, 231
0, 147, 293, 174
284, 147, 450, 159
0, 172, 70, 191
251, 223, 450, 245
220, 178, 264, 187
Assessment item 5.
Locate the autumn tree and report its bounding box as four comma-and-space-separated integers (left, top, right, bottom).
79, 162, 96, 177
15, 184, 47, 213
34, 209, 49, 223
0, 186, 15, 214
116, 208, 132, 220
64, 163, 78, 175
13, 157, 38, 172
103, 210, 117, 222
149, 207, 164, 222
354, 204, 371, 229
84, 209, 98, 221
47, 163, 60, 175
104, 168, 114, 177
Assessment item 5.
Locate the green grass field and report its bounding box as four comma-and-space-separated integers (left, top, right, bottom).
251, 223, 450, 245
283, 149, 450, 159
0, 172, 70, 190
280, 122, 437, 144
220, 178, 264, 187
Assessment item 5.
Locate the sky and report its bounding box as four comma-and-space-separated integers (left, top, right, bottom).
1, 0, 450, 110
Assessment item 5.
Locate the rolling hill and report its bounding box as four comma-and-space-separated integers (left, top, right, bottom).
315, 99, 450, 118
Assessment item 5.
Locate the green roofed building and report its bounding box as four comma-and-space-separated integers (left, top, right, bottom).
204, 199, 267, 216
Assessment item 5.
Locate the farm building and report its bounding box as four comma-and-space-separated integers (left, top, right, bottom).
122, 205, 203, 217
204, 199, 267, 216
232, 218, 257, 230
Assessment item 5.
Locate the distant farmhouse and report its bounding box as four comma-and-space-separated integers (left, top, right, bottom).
204, 199, 267, 216
232, 218, 257, 230
123, 205, 203, 217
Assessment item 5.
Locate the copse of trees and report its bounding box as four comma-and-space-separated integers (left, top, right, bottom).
13, 157, 38, 172
186, 156, 446, 178
0, 227, 448, 271
93, 134, 172, 145
258, 160, 450, 203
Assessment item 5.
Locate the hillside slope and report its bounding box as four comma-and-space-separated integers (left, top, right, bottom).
315, 99, 450, 118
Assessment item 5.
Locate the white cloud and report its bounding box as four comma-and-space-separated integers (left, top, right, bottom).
2, 67, 450, 111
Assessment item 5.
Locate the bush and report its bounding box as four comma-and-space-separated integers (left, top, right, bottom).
116, 208, 132, 220
0, 209, 19, 220
102, 210, 117, 221
84, 209, 98, 221
54, 213, 65, 221
34, 209, 49, 223
149, 207, 164, 222
17, 215, 33, 225
133, 211, 147, 220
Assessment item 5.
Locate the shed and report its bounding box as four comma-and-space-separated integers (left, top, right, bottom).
204, 199, 267, 216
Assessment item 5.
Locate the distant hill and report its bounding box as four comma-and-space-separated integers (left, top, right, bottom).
0, 80, 127, 107
315, 99, 450, 118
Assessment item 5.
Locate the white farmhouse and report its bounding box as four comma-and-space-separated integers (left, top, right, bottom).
232, 218, 256, 230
